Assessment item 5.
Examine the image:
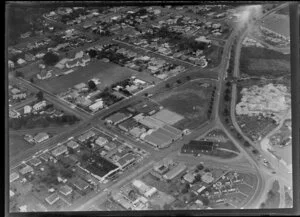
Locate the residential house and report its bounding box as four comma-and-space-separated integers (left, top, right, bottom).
10, 172, 20, 183
24, 53, 36, 62
95, 136, 108, 147
33, 100, 47, 111
17, 58, 27, 65
20, 32, 31, 39
34, 132, 49, 143
8, 60, 15, 70
19, 165, 34, 175
45, 193, 60, 205
12, 93, 26, 100
89, 100, 104, 112
9, 110, 21, 118
37, 69, 52, 80
75, 96, 92, 107
29, 157, 42, 167
78, 130, 95, 143
66, 140, 79, 149
24, 105, 32, 114
59, 185, 73, 196
52, 145, 68, 157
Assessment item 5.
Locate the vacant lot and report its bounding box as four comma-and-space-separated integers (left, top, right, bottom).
240, 47, 290, 77
153, 80, 214, 130
247, 59, 289, 74
236, 114, 278, 142
261, 180, 280, 209
9, 133, 33, 159
35, 60, 159, 95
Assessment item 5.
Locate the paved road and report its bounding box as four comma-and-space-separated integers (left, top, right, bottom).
9, 3, 291, 210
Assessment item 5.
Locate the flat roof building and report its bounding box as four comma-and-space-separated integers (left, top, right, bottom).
34, 132, 49, 143
78, 130, 96, 142
52, 145, 68, 157
19, 165, 34, 175
10, 172, 20, 183
59, 185, 73, 196
45, 193, 60, 205
66, 140, 79, 149
106, 112, 132, 125
163, 163, 187, 180
181, 140, 214, 154
29, 157, 42, 167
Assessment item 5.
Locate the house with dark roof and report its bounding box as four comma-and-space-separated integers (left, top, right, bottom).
181, 140, 214, 154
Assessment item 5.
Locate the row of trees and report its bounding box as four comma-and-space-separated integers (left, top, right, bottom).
9, 113, 79, 130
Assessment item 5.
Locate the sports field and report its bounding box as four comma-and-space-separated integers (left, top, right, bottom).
153, 80, 214, 130
35, 60, 159, 95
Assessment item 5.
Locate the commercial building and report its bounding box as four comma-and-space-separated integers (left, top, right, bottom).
117, 153, 136, 169
141, 125, 182, 149
132, 180, 157, 198
118, 118, 139, 132
105, 112, 132, 125
163, 163, 187, 180
181, 140, 214, 154
33, 132, 49, 143
151, 109, 184, 125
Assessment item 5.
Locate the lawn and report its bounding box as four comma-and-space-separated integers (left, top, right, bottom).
9, 133, 33, 159
153, 80, 214, 130
35, 60, 158, 95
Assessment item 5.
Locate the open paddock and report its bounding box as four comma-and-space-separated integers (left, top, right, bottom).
35, 60, 158, 95
153, 80, 214, 130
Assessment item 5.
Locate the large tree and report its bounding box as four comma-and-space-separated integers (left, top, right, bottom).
43, 52, 60, 66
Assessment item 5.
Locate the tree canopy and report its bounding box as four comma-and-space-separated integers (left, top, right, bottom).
43, 52, 60, 66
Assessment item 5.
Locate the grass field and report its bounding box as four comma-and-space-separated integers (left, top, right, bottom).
35, 60, 159, 95
247, 59, 290, 73
9, 133, 33, 159
153, 80, 214, 130
240, 47, 290, 77
261, 13, 290, 37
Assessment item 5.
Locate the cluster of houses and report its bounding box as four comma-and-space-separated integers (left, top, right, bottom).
8, 37, 52, 68
123, 35, 209, 68
242, 37, 264, 48
24, 132, 50, 144
9, 85, 28, 103
113, 179, 159, 210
